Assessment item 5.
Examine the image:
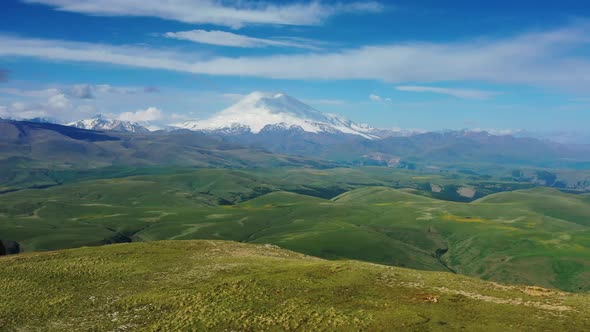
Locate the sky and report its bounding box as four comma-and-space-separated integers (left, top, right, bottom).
0, 0, 589, 137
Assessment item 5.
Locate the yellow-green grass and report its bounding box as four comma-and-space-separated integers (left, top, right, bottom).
1, 240, 589, 331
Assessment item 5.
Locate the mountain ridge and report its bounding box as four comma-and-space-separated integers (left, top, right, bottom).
67, 114, 150, 133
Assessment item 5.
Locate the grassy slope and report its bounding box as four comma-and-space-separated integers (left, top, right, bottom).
1, 240, 589, 331
1, 165, 537, 201
476, 187, 590, 227
1, 170, 590, 292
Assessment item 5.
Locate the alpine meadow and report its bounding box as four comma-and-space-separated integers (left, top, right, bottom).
2, 1, 590, 331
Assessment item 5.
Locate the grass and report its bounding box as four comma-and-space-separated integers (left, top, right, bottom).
1, 169, 590, 292
442, 214, 486, 223
1, 240, 589, 331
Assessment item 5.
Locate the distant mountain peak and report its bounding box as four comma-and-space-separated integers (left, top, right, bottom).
174, 91, 379, 139
67, 115, 149, 133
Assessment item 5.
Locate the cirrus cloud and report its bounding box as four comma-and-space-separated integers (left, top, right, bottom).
395, 86, 499, 100
164, 30, 322, 50
1, 22, 589, 92
23, 0, 384, 28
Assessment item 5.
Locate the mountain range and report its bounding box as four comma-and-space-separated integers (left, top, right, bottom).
3, 91, 590, 178
62, 92, 413, 138
67, 114, 151, 133
59, 92, 590, 151
16, 92, 567, 155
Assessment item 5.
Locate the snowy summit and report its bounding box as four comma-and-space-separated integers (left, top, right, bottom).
174, 92, 379, 139
67, 114, 150, 133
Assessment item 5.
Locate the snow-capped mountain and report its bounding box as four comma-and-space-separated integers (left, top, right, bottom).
174, 92, 379, 139
67, 114, 150, 133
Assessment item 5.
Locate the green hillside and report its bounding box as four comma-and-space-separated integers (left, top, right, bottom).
476, 187, 590, 227
1, 240, 588, 331
1, 169, 590, 292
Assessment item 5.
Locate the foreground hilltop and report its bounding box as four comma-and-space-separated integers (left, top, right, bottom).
1, 240, 588, 331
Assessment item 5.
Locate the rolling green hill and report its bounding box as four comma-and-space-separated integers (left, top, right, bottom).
1, 240, 588, 331
476, 187, 590, 227
1, 169, 589, 292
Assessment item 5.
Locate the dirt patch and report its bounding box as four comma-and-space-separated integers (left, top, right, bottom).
430, 184, 443, 193
493, 216, 527, 224
457, 186, 476, 198
443, 214, 485, 223
521, 286, 566, 297
206, 214, 233, 220
99, 214, 127, 219
414, 293, 440, 303
435, 287, 572, 312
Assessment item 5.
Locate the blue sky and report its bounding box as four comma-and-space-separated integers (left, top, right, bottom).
0, 0, 589, 135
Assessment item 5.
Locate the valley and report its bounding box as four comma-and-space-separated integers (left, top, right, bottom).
1, 167, 589, 293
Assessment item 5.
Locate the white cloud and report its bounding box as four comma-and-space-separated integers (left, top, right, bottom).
0, 87, 61, 98
93, 84, 147, 95
24, 0, 383, 28
118, 107, 163, 122
47, 93, 72, 110
1, 22, 589, 91
0, 84, 164, 122
168, 112, 192, 121
396, 86, 499, 100
0, 84, 151, 100
0, 103, 41, 120
0, 83, 249, 125
164, 30, 320, 49
369, 94, 382, 102
0, 92, 95, 121
69, 84, 94, 99
369, 94, 392, 103
470, 128, 522, 136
